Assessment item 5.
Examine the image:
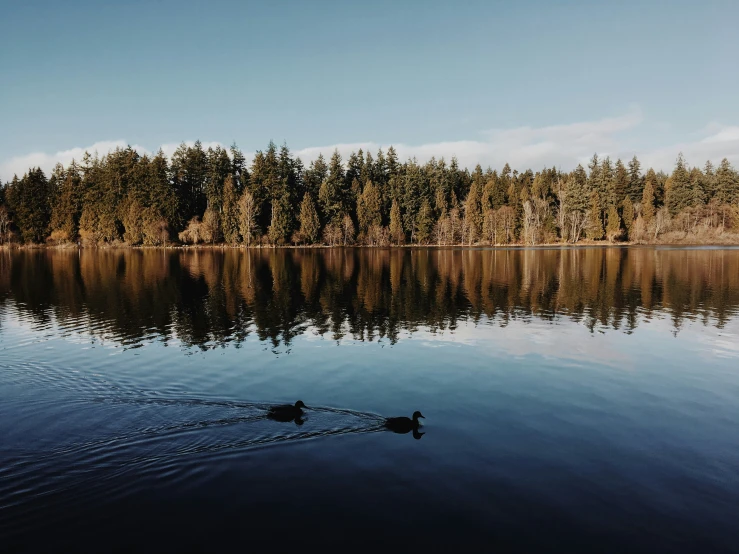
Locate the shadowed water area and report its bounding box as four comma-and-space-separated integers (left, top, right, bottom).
1, 247, 739, 552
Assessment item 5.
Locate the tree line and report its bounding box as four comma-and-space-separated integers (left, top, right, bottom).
1, 141, 738, 247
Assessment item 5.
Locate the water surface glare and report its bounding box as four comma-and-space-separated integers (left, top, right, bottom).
1, 247, 739, 552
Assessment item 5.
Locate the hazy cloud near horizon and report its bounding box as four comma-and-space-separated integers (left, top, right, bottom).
2, 111, 738, 181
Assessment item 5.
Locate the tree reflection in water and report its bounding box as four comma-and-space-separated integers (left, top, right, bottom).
1, 247, 738, 350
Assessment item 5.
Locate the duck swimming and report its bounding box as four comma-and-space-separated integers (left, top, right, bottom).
384, 411, 425, 434
267, 400, 307, 423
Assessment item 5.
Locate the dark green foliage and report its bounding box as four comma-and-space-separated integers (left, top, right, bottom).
627, 156, 643, 202
389, 200, 404, 244
49, 162, 82, 241
716, 158, 739, 205
606, 204, 621, 242
319, 150, 348, 225
416, 198, 434, 244
299, 193, 320, 244
171, 142, 207, 225
586, 191, 604, 240
6, 168, 51, 243
221, 174, 240, 244
666, 153, 692, 215
622, 197, 635, 240
566, 165, 589, 215
357, 180, 382, 233
610, 159, 629, 207
642, 173, 656, 223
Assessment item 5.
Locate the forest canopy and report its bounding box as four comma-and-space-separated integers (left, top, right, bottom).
1, 141, 738, 247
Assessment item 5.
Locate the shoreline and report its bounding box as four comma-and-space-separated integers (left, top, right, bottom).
4, 239, 739, 251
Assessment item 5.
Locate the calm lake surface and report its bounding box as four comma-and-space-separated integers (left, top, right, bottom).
2, 247, 739, 552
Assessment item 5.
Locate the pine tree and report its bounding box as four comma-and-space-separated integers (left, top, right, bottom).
319, 150, 347, 225
299, 193, 320, 244
666, 153, 692, 215
716, 158, 738, 205
416, 199, 434, 244
147, 149, 178, 231
268, 196, 290, 245
622, 197, 635, 240
389, 200, 404, 245
171, 141, 207, 226
642, 172, 656, 224
463, 179, 482, 244
49, 161, 82, 242
606, 204, 622, 242
565, 165, 589, 215
6, 168, 51, 243
688, 167, 705, 207
586, 190, 604, 240
221, 174, 240, 244
610, 159, 628, 207
357, 180, 382, 233
230, 143, 247, 191
627, 156, 643, 201
205, 145, 231, 212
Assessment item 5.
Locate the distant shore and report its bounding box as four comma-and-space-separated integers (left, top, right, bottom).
4, 235, 739, 251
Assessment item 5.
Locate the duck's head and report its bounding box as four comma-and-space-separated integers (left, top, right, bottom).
294, 400, 307, 409
412, 411, 425, 421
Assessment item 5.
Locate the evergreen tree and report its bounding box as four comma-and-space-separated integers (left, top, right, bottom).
622, 197, 635, 240
565, 165, 589, 214
610, 159, 628, 207
716, 158, 738, 205
205, 145, 231, 212
357, 180, 382, 233
303, 154, 328, 201
586, 190, 604, 240
221, 174, 240, 244
171, 141, 207, 226
642, 173, 656, 224
49, 161, 82, 241
268, 196, 291, 245
627, 156, 643, 201
389, 200, 404, 245
402, 159, 423, 240
666, 153, 692, 215
6, 168, 51, 243
230, 143, 248, 192
147, 149, 178, 231
319, 150, 347, 225
416, 198, 434, 244
702, 160, 716, 202
606, 204, 621, 242
688, 167, 705, 207
463, 175, 482, 243
299, 193, 320, 244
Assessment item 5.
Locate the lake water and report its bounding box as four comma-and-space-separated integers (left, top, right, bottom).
2, 247, 739, 552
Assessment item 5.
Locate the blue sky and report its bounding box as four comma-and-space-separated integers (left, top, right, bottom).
1, 0, 738, 178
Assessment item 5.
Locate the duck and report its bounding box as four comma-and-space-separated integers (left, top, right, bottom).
267, 400, 307, 423
384, 411, 425, 434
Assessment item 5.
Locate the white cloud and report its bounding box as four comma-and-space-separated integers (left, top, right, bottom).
293, 109, 739, 172
2, 110, 739, 181
639, 125, 739, 171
